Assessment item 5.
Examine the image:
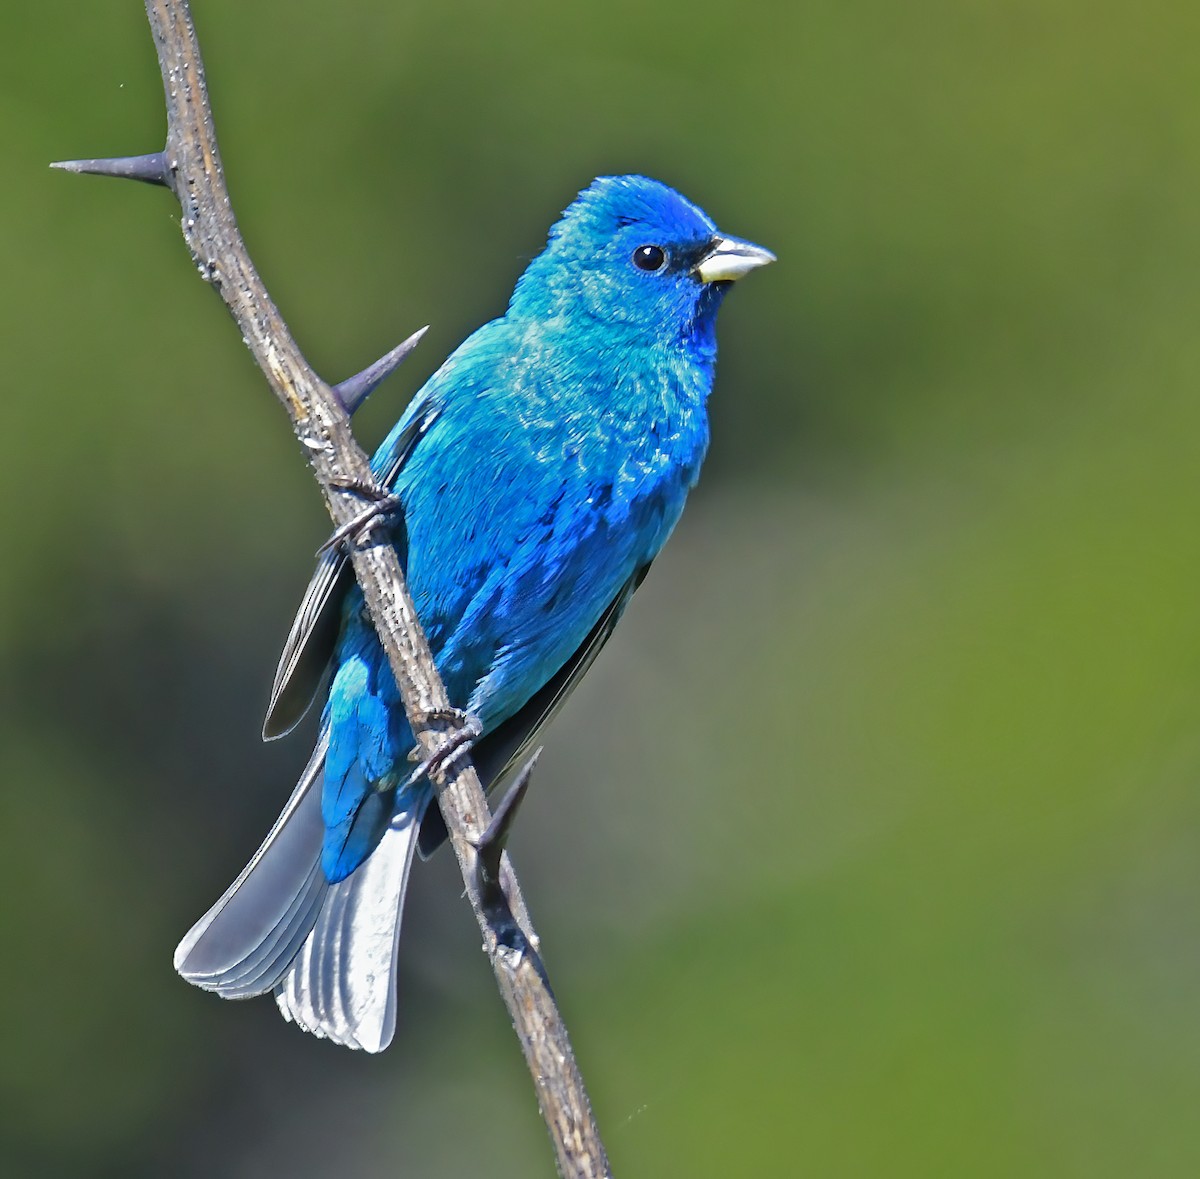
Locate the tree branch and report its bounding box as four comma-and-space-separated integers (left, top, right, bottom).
57, 3, 611, 1175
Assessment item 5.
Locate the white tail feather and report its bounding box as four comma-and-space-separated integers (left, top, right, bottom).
175, 731, 420, 1052
274, 812, 419, 1052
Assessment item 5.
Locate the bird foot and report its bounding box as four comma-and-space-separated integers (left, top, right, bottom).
401, 711, 483, 790
416, 705, 477, 729
317, 478, 403, 555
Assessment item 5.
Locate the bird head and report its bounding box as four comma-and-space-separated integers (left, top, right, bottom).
509, 175, 774, 347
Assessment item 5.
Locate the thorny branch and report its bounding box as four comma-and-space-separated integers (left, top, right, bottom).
55, 3, 611, 1176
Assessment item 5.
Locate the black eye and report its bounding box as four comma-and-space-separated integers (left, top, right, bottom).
632, 244, 668, 273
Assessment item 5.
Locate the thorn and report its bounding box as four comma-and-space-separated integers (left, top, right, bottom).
470, 750, 548, 975
50, 151, 170, 187
333, 326, 429, 414
474, 749, 541, 888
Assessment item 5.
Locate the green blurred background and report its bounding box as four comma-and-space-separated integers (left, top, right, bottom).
4, 0, 1200, 1174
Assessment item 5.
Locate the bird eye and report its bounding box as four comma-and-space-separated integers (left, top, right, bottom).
632, 245, 668, 273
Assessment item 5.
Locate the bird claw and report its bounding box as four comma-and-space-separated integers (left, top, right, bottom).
316, 478, 403, 555
417, 704, 476, 729
401, 712, 483, 791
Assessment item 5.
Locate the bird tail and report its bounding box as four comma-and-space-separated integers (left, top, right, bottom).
174, 731, 421, 1052
273, 809, 419, 1052
174, 734, 331, 999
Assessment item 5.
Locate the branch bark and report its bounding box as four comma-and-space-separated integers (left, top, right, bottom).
64, 3, 611, 1175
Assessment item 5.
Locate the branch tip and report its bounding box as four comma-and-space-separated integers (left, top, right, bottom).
50, 151, 171, 187
333, 326, 430, 414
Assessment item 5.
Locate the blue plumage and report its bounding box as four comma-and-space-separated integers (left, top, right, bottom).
175, 175, 773, 1049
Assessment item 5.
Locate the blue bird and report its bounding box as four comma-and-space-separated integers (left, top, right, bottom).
174, 175, 773, 1050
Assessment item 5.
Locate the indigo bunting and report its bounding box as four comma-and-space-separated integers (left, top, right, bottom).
175, 175, 773, 1051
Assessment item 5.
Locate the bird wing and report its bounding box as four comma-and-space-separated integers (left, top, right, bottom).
262, 401, 438, 739
416, 561, 651, 857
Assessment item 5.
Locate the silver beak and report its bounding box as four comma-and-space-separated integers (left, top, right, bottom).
694, 235, 776, 283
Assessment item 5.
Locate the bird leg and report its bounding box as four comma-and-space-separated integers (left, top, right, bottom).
317, 477, 403, 555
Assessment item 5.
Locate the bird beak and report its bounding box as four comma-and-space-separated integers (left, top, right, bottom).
694, 235, 776, 283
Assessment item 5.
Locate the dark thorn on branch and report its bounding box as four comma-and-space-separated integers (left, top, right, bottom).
472, 751, 549, 982
475, 749, 541, 890
50, 151, 171, 187
333, 326, 429, 414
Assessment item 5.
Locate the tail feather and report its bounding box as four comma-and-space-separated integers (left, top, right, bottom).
220, 865, 328, 994
275, 811, 420, 1052
175, 735, 330, 998
176, 729, 422, 1051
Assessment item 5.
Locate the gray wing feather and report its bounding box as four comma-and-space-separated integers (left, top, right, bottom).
262, 551, 352, 739
418, 564, 649, 857
262, 405, 437, 740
